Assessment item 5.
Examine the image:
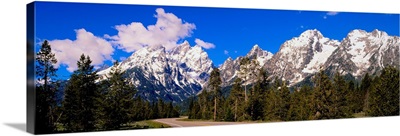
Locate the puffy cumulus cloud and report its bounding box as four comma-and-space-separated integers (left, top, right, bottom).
50, 29, 114, 72
110, 8, 196, 52
195, 38, 215, 49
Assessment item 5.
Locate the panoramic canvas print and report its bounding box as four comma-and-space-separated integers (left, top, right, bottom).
27, 1, 399, 134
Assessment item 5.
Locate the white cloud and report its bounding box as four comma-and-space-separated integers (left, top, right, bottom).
224, 50, 229, 55
110, 8, 196, 52
195, 38, 215, 49
327, 12, 339, 16
120, 56, 127, 61
324, 11, 339, 19
49, 29, 114, 72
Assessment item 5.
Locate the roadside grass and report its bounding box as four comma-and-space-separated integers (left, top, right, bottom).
177, 116, 269, 123
54, 120, 171, 132
353, 112, 367, 118
125, 120, 171, 129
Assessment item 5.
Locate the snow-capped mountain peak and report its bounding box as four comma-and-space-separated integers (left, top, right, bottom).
281, 29, 327, 51
247, 44, 269, 56
219, 44, 273, 86
98, 42, 214, 102
246, 44, 273, 65
227, 57, 233, 61
327, 29, 399, 77
348, 29, 368, 36
247, 44, 262, 57
371, 29, 386, 37
171, 41, 191, 53
299, 29, 323, 39
265, 29, 340, 86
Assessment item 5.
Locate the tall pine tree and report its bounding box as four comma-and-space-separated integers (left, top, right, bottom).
209, 68, 222, 121
62, 54, 98, 132
332, 72, 351, 118
102, 61, 137, 130
198, 89, 212, 120
263, 80, 281, 121
278, 82, 290, 121
35, 40, 58, 134
228, 78, 245, 121
248, 68, 269, 121
360, 73, 372, 112
312, 69, 334, 119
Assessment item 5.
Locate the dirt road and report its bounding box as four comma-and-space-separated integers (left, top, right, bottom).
154, 117, 250, 127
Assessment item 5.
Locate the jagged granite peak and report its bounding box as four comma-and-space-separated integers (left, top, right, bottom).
219, 44, 273, 87
324, 29, 399, 78
299, 29, 324, 39
247, 44, 273, 59
248, 44, 262, 55
219, 56, 242, 87
227, 57, 233, 61
348, 29, 368, 37
171, 40, 191, 56
281, 29, 327, 49
265, 29, 339, 86
246, 44, 274, 67
174, 43, 214, 86
346, 29, 390, 45
371, 29, 386, 37
148, 44, 166, 52
220, 61, 237, 87
219, 57, 235, 75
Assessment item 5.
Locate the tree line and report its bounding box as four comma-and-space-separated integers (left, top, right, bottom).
35, 40, 179, 134
188, 57, 399, 122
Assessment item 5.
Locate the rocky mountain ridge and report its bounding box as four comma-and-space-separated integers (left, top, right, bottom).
98, 29, 399, 102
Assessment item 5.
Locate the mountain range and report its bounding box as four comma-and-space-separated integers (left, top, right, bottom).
98, 29, 399, 102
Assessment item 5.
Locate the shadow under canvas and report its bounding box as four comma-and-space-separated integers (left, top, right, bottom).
4, 123, 26, 132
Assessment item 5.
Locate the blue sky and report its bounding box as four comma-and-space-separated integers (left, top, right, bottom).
34, 2, 399, 79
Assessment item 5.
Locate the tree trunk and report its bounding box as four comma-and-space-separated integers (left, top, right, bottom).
235, 99, 238, 121
214, 97, 217, 121
44, 66, 48, 92
251, 103, 254, 120
364, 90, 369, 112
245, 85, 247, 102
55, 111, 63, 123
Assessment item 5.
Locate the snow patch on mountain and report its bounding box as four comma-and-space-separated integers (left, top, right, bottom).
302, 40, 339, 73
